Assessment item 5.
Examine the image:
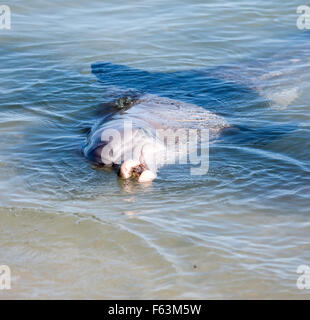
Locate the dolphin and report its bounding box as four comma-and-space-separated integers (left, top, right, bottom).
83, 62, 261, 183
83, 90, 230, 182
83, 56, 301, 182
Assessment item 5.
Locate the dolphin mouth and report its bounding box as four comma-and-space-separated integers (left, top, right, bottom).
131, 164, 147, 179
117, 162, 147, 179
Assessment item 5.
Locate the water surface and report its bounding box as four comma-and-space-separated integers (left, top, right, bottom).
0, 0, 310, 299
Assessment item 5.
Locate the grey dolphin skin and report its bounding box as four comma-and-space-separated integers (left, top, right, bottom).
83, 92, 230, 182
83, 59, 299, 182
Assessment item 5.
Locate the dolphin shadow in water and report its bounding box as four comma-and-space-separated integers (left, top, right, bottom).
90, 61, 297, 147
91, 62, 261, 116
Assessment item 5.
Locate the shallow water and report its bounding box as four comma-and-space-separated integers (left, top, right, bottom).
0, 0, 310, 299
